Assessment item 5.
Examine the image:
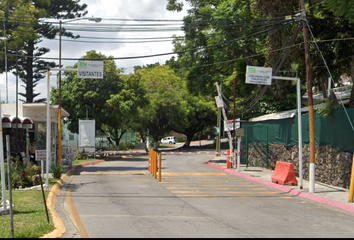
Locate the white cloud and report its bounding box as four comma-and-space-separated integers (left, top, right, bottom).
1, 0, 188, 104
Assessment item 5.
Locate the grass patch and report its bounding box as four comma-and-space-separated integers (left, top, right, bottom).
0, 178, 57, 238
1, 159, 110, 238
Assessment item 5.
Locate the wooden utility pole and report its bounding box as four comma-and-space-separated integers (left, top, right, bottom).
301, 0, 316, 193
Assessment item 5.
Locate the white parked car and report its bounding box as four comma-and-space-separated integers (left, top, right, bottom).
160, 136, 176, 144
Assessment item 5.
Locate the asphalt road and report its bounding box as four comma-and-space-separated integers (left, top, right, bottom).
55, 150, 354, 238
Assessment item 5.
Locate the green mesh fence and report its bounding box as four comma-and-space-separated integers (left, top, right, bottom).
241, 107, 354, 152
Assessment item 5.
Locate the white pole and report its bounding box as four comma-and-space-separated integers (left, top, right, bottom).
46, 69, 51, 189
237, 137, 241, 172
0, 96, 5, 210
297, 79, 303, 189
309, 163, 315, 193
0, 19, 6, 209
327, 77, 331, 97
41, 160, 44, 179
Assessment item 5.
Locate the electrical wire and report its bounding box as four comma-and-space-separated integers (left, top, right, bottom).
305, 18, 354, 133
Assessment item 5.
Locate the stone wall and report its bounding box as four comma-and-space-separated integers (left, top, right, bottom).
244, 144, 353, 189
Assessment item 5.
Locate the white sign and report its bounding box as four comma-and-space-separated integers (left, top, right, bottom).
78, 61, 104, 79
224, 119, 240, 131
35, 150, 47, 161
79, 119, 96, 151
246, 66, 272, 85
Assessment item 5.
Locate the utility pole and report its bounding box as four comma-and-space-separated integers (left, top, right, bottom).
301, 0, 316, 193
233, 75, 236, 168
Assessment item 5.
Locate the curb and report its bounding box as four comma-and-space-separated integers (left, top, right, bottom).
206, 159, 354, 215
40, 160, 105, 238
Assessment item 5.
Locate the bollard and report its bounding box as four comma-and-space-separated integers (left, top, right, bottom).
148, 149, 151, 172
154, 151, 157, 179
159, 152, 162, 182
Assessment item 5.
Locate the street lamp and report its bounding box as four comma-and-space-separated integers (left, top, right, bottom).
58, 17, 102, 165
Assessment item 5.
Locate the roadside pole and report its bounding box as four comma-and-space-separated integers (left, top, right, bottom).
301, 0, 315, 193
246, 66, 303, 189
46, 69, 51, 189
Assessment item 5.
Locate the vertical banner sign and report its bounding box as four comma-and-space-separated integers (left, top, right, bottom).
79, 119, 96, 152
246, 66, 273, 85
78, 61, 104, 79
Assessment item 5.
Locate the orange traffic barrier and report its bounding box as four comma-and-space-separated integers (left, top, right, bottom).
271, 161, 298, 186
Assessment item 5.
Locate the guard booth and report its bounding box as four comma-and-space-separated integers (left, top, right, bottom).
1, 102, 69, 167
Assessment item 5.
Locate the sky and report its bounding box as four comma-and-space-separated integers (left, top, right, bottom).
1, 0, 189, 104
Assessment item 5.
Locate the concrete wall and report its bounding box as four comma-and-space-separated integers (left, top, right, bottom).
244, 144, 352, 189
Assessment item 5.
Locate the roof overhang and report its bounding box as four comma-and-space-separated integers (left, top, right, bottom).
2, 115, 34, 129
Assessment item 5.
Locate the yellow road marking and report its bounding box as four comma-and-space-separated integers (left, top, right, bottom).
202, 184, 257, 187
132, 179, 153, 181
160, 182, 248, 184
159, 172, 228, 176
80, 171, 146, 175
66, 178, 90, 238
176, 195, 293, 198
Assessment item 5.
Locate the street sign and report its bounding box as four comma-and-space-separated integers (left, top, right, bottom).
236, 128, 245, 137
224, 118, 240, 131
78, 60, 104, 79
246, 65, 273, 85
35, 150, 47, 161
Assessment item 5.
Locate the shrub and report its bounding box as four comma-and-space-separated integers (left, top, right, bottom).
119, 141, 135, 150
22, 162, 40, 186
51, 164, 64, 179
0, 159, 40, 189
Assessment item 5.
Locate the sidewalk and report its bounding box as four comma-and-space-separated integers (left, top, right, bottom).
207, 155, 354, 215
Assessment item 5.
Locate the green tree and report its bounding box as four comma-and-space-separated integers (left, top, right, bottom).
324, 0, 354, 107
104, 73, 148, 149
173, 94, 217, 147
166, 0, 298, 120
57, 50, 124, 137
0, 0, 42, 101
1, 0, 88, 103
325, 0, 354, 23
136, 65, 188, 148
